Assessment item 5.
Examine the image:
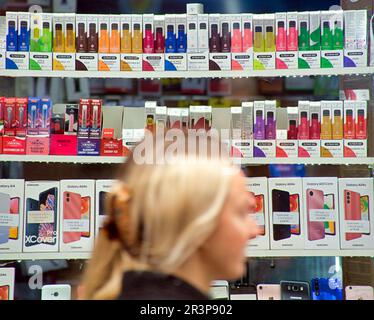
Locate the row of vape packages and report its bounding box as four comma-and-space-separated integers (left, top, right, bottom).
245, 177, 374, 251
3, 9, 370, 71
229, 100, 367, 158
0, 179, 115, 254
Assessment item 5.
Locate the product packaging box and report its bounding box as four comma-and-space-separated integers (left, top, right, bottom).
52, 14, 75, 70
97, 15, 120, 71
6, 12, 17, 52
155, 106, 167, 129
101, 105, 123, 156
343, 101, 356, 139
109, 15, 121, 54
78, 99, 91, 138
30, 13, 53, 53
230, 107, 253, 158
189, 105, 212, 131
142, 14, 164, 71
320, 101, 343, 157
77, 138, 100, 156
166, 13, 187, 69
2, 136, 26, 155
50, 134, 77, 155
59, 180, 95, 252
344, 140, 367, 157
122, 129, 144, 156
241, 101, 254, 139
298, 12, 310, 51
38, 98, 52, 135
309, 101, 321, 140
23, 181, 60, 252
265, 100, 277, 140
89, 99, 102, 138
6, 51, 29, 70
27, 97, 40, 136
120, 14, 142, 71
299, 140, 321, 157
339, 178, 374, 249
254, 14, 276, 70
0, 179, 25, 253
253, 140, 276, 157
26, 136, 50, 155
64, 104, 78, 135
208, 14, 231, 70
17, 12, 30, 52
187, 13, 209, 70
276, 107, 298, 158
245, 177, 270, 250
187, 14, 198, 53
309, 11, 321, 50
167, 108, 182, 129
0, 268, 15, 300
303, 177, 340, 249
95, 180, 116, 236
64, 13, 76, 53
253, 101, 276, 157
76, 15, 87, 53
269, 178, 304, 249
4, 97, 16, 136
231, 14, 253, 70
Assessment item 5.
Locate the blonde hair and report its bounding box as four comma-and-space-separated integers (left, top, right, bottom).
82, 137, 236, 299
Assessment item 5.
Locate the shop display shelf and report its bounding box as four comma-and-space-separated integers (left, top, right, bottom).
0, 252, 91, 261
0, 155, 127, 164
0, 67, 374, 79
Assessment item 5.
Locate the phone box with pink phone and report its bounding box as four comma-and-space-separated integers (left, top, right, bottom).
0, 267, 15, 300
245, 177, 269, 250
339, 178, 374, 249
302, 177, 340, 249
276, 12, 298, 70
59, 180, 95, 253
345, 286, 374, 300
95, 180, 116, 237
269, 178, 304, 250
0, 180, 24, 253
23, 181, 60, 253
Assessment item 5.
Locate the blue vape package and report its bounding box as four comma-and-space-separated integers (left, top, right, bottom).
165, 24, 176, 53
27, 97, 41, 135
6, 12, 18, 51
177, 24, 187, 53
39, 98, 52, 135
18, 13, 30, 52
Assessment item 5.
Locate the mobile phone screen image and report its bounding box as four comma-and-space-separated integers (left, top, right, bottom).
255, 194, 265, 236
360, 195, 370, 235
290, 194, 300, 235
38, 188, 57, 244
99, 191, 108, 216
0, 285, 9, 300
324, 194, 335, 235
81, 196, 90, 238
9, 197, 19, 240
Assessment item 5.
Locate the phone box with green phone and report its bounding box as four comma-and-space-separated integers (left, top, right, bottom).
276, 12, 298, 69
0, 267, 15, 300
230, 107, 253, 158
276, 107, 298, 158
302, 177, 340, 249
121, 14, 142, 71
59, 180, 95, 253
269, 178, 304, 250
344, 10, 368, 67
95, 180, 116, 237
29, 13, 53, 70
0, 179, 24, 254
245, 177, 270, 250
339, 178, 374, 249
254, 14, 275, 70
23, 181, 60, 253
320, 10, 343, 68
231, 14, 253, 70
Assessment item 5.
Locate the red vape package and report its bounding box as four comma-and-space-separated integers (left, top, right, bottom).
90, 99, 102, 138
79, 99, 92, 137
15, 98, 28, 137
4, 98, 16, 136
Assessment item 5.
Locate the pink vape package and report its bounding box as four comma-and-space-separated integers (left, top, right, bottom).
15, 98, 28, 137
276, 19, 287, 51
4, 98, 17, 136
90, 99, 102, 138
79, 99, 92, 138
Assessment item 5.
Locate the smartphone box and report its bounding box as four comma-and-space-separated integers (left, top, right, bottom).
2, 136, 26, 155
120, 53, 142, 71
76, 53, 98, 71
0, 268, 15, 300
142, 53, 165, 71
30, 52, 53, 70
339, 178, 374, 249
303, 177, 340, 249
0, 180, 25, 254
30, 13, 53, 53
53, 53, 75, 70
269, 178, 304, 250
187, 52, 209, 70
321, 50, 343, 68
59, 180, 95, 253
17, 12, 30, 52
95, 180, 116, 236
50, 134, 77, 155
6, 52, 29, 70
77, 138, 100, 156
98, 53, 120, 71
26, 136, 50, 155
321, 140, 344, 158
122, 129, 144, 156
253, 140, 276, 158
245, 177, 270, 250
187, 15, 198, 53
298, 140, 321, 157
23, 181, 60, 253
344, 140, 367, 157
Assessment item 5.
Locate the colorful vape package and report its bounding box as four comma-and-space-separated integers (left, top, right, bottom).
27, 97, 40, 135
76, 15, 87, 53
165, 14, 176, 53
143, 14, 154, 54
298, 12, 310, 51
309, 11, 321, 50
120, 14, 132, 54
6, 12, 18, 52
30, 13, 53, 52
332, 101, 343, 140
154, 15, 165, 54
197, 14, 209, 52
276, 13, 287, 52
4, 98, 16, 136
64, 104, 78, 135
321, 101, 332, 140
209, 14, 221, 53
287, 12, 298, 51
298, 101, 310, 139
355, 101, 367, 139
176, 14, 187, 53
17, 13, 30, 52
344, 101, 355, 139
64, 14, 76, 53
242, 14, 253, 53
187, 14, 198, 53
39, 98, 52, 135
110, 15, 121, 54
309, 102, 321, 140
79, 99, 91, 137
231, 15, 243, 53
98, 15, 110, 53
53, 14, 65, 52
253, 101, 265, 140
287, 107, 298, 140
265, 100, 276, 140
264, 14, 275, 52
87, 15, 98, 53
90, 99, 102, 138
15, 98, 28, 136
131, 15, 143, 54
241, 101, 254, 139
253, 15, 264, 52
220, 15, 231, 53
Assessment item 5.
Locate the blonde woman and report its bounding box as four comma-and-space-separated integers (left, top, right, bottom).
82, 137, 259, 300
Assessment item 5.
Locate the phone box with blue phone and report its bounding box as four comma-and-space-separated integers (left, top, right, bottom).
338, 178, 374, 249
0, 180, 24, 254
165, 14, 187, 71
269, 178, 304, 250
23, 181, 60, 253
245, 177, 270, 250
302, 177, 340, 249
311, 278, 343, 300
95, 180, 116, 237
59, 180, 95, 253
0, 267, 15, 300
17, 12, 30, 52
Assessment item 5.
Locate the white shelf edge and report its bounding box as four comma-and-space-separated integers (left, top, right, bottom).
0, 252, 91, 261
0, 155, 127, 164
0, 67, 373, 79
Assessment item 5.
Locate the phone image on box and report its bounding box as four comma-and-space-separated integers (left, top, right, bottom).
25, 198, 40, 247
99, 191, 108, 216
306, 189, 325, 241
39, 188, 58, 246
345, 286, 374, 300
41, 284, 71, 300
290, 193, 301, 235
324, 194, 336, 235
311, 278, 343, 300
280, 281, 310, 300
0, 193, 11, 245
255, 194, 265, 236
63, 191, 81, 244
9, 197, 20, 240
257, 284, 281, 300
0, 285, 10, 300
272, 189, 291, 241
81, 196, 90, 238
344, 190, 362, 241
360, 195, 370, 235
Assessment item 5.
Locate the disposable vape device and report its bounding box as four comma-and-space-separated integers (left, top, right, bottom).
41, 18, 52, 52
298, 21, 309, 50
41, 104, 48, 128
198, 16, 209, 52
310, 113, 320, 140
221, 22, 231, 53
333, 20, 343, 50
143, 24, 154, 53
288, 120, 298, 140
254, 110, 265, 140
76, 22, 87, 53
356, 109, 366, 139
110, 23, 120, 53
265, 25, 275, 52
65, 23, 75, 52
30, 105, 37, 129
92, 105, 98, 129
155, 27, 165, 53
176, 24, 187, 53
287, 20, 298, 51
254, 26, 264, 52
309, 11, 321, 50
344, 109, 355, 139
6, 12, 18, 51
265, 111, 276, 140
54, 23, 64, 52
79, 99, 91, 137
209, 24, 221, 52
132, 23, 143, 53
16, 98, 28, 135
321, 109, 332, 139
344, 190, 362, 241
243, 22, 253, 52
30, 14, 40, 52
99, 23, 109, 53
82, 105, 88, 128
231, 22, 242, 52
276, 20, 286, 51
5, 107, 13, 129
298, 111, 310, 139
321, 21, 332, 50
18, 19, 30, 52
165, 25, 176, 53
90, 99, 102, 137
332, 109, 343, 140
121, 23, 132, 53
27, 98, 40, 135
51, 114, 65, 134
88, 22, 98, 53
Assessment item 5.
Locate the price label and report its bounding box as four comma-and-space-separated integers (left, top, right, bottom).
28, 210, 54, 224
309, 209, 335, 222
0, 213, 19, 227
273, 212, 299, 225
63, 219, 90, 232
344, 220, 370, 234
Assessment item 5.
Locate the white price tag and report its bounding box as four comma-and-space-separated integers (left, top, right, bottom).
273, 212, 299, 225
63, 219, 90, 232
309, 209, 335, 222
250, 213, 265, 226
28, 210, 54, 224
344, 220, 370, 234
0, 213, 19, 227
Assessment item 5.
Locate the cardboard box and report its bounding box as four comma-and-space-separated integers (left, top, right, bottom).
309, 101, 321, 140
131, 14, 142, 54
2, 136, 26, 154
95, 180, 116, 236
189, 105, 212, 130
287, 12, 298, 51
298, 140, 321, 157
321, 140, 344, 158
254, 52, 275, 70
165, 53, 187, 71
23, 181, 60, 252
155, 106, 167, 129
253, 140, 276, 157
187, 52, 209, 70
30, 52, 53, 70
77, 138, 100, 156
53, 13, 65, 52
154, 15, 165, 54
276, 52, 298, 69
269, 178, 304, 249
197, 14, 209, 52
89, 99, 102, 138
276, 140, 298, 158
298, 12, 310, 51
6, 12, 17, 52
122, 129, 144, 156
339, 178, 374, 249
209, 52, 231, 70
17, 12, 30, 52
321, 50, 343, 68
142, 53, 165, 71
241, 102, 253, 139
253, 101, 265, 140
187, 14, 198, 53
78, 99, 91, 138
298, 101, 310, 139
64, 104, 78, 135
0, 268, 15, 300
50, 134, 77, 155
344, 101, 356, 139
120, 53, 142, 71
120, 14, 132, 54
59, 180, 95, 252
175, 14, 187, 53
64, 13, 76, 53
344, 140, 367, 157
298, 51, 321, 69
101, 105, 124, 156
6, 52, 29, 70
76, 53, 98, 71
265, 100, 276, 140
187, 3, 204, 15
245, 177, 270, 250
354, 101, 367, 139
15, 97, 27, 137
26, 136, 50, 155
53, 53, 75, 70
30, 13, 52, 53
98, 53, 120, 71
109, 15, 121, 54
87, 15, 98, 53
0, 179, 25, 254
309, 11, 321, 50
143, 14, 154, 54
303, 177, 340, 249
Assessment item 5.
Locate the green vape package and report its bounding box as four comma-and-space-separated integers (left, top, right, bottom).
298, 13, 309, 51
30, 13, 52, 52
309, 11, 321, 50
321, 11, 343, 50
333, 19, 344, 50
